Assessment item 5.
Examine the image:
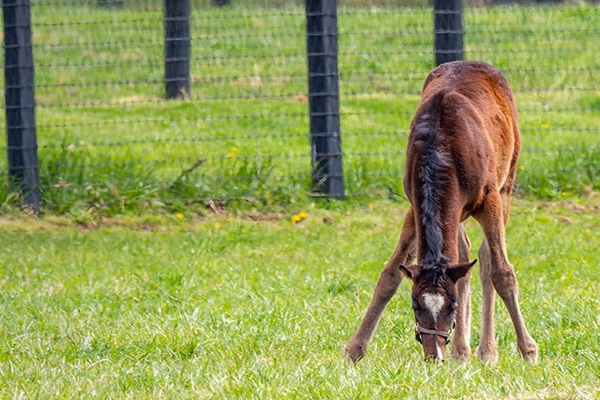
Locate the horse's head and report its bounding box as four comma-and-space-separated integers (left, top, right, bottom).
400, 259, 476, 363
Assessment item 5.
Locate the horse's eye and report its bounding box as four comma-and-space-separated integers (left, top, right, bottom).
412, 299, 419, 311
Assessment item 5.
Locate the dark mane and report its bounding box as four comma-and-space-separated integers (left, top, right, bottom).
421, 257, 450, 286
413, 93, 449, 262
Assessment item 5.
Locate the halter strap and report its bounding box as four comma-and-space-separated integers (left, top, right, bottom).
415, 324, 453, 344
416, 326, 451, 338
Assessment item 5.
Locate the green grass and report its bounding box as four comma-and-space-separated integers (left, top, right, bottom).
1, 4, 598, 397
0, 197, 599, 398
1, 3, 599, 215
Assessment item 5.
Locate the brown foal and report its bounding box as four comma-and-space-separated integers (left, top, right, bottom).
345, 61, 538, 363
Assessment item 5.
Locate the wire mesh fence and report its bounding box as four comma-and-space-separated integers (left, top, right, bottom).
1, 0, 599, 214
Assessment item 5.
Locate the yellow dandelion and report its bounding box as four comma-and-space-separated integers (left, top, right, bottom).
541, 123, 549, 129
561, 192, 568, 197
227, 146, 239, 158
518, 165, 525, 171
368, 203, 375, 210
292, 210, 309, 224
215, 222, 222, 228
176, 213, 184, 220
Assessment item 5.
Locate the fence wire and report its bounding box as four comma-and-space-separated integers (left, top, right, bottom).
1, 0, 599, 212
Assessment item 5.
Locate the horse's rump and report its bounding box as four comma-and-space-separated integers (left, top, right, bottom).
404, 62, 521, 224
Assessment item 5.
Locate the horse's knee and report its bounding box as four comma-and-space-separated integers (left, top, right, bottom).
490, 264, 518, 298
375, 264, 404, 300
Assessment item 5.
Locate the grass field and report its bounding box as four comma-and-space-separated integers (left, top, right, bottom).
0, 4, 599, 396
1, 3, 599, 214
0, 197, 599, 398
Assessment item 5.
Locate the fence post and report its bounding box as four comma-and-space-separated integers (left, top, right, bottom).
3, 0, 40, 213
305, 0, 344, 199
433, 0, 464, 65
164, 0, 191, 99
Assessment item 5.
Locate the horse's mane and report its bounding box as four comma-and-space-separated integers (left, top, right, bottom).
421, 257, 451, 286
413, 92, 450, 264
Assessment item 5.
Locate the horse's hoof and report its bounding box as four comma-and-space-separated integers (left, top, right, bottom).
450, 345, 471, 363
345, 341, 366, 364
476, 345, 498, 363
519, 341, 538, 363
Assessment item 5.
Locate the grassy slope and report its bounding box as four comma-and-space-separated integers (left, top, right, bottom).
0, 197, 599, 398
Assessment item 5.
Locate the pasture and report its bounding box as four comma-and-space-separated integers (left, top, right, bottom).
1, 2, 599, 398
0, 197, 599, 398
1, 3, 599, 212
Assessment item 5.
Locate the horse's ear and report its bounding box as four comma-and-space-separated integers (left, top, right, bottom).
447, 259, 477, 283
399, 264, 420, 281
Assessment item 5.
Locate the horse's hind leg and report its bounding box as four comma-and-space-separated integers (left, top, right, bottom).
451, 223, 473, 362
474, 191, 538, 363
477, 187, 513, 361
476, 238, 498, 362
345, 207, 416, 363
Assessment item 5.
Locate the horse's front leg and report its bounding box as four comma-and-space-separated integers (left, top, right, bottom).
451, 223, 473, 362
345, 208, 416, 363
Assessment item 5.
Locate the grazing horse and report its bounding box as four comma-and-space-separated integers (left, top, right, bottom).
345, 61, 538, 363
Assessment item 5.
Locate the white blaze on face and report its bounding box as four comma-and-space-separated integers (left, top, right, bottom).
422, 293, 445, 323
436, 345, 444, 363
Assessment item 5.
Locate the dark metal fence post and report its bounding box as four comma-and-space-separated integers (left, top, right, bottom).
164, 0, 191, 99
305, 0, 344, 199
3, 0, 40, 213
433, 0, 464, 65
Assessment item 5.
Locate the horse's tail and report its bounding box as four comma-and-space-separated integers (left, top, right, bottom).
427, 92, 445, 119
413, 92, 445, 139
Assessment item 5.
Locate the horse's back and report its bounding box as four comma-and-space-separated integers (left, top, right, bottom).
424, 62, 517, 130
405, 61, 521, 214
413, 61, 520, 192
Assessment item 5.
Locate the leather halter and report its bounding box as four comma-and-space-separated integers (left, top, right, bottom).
415, 324, 454, 344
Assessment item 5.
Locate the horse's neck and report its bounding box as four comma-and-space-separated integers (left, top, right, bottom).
416, 216, 460, 264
